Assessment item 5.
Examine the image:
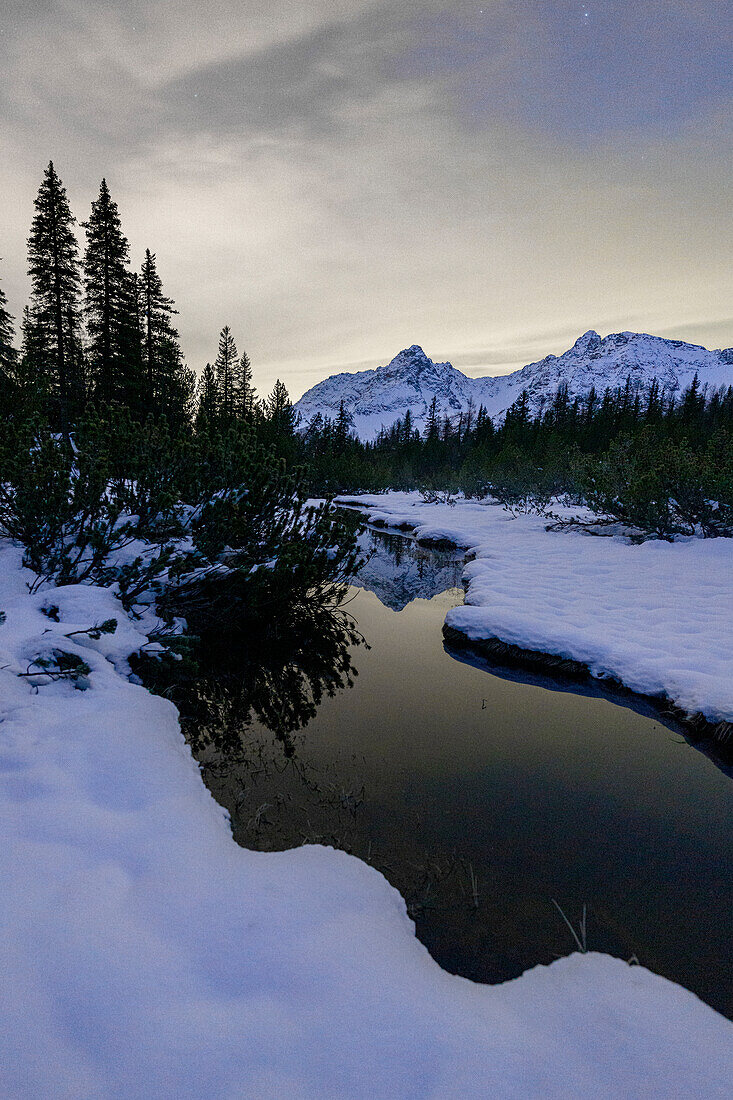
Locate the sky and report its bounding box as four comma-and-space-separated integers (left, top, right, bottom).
0, 0, 731, 401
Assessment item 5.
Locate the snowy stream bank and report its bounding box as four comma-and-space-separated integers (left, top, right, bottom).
1, 537, 732, 1098
337, 493, 733, 731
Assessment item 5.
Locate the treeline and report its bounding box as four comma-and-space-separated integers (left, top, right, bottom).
0, 162, 301, 450
300, 379, 733, 538
1, 165, 191, 433
2, 162, 731, 553
0, 163, 355, 622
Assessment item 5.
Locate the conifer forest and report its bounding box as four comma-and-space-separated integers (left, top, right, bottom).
2, 164, 732, 592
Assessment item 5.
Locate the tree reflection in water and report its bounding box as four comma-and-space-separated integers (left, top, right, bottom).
140, 586, 365, 760
136, 528, 733, 1017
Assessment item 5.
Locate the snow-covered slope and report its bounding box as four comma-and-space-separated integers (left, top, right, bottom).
2, 538, 733, 1097
295, 332, 733, 440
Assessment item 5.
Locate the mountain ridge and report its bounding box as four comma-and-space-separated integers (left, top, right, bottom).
294, 330, 733, 440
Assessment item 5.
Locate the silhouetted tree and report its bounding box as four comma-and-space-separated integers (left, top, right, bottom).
27, 161, 84, 430
264, 378, 297, 458
424, 395, 440, 441
0, 269, 18, 377
333, 400, 353, 454
195, 362, 218, 430
139, 249, 191, 426
83, 179, 141, 408
214, 325, 239, 421
238, 348, 256, 420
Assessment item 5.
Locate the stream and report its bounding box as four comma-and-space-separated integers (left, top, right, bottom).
189, 525, 733, 1018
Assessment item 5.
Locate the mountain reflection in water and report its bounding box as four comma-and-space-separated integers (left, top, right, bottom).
350, 526, 465, 611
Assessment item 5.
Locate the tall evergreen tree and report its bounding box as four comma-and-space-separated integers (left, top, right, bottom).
195, 362, 219, 430
424, 395, 440, 441
139, 249, 191, 426
334, 400, 353, 454
265, 378, 296, 443
27, 161, 84, 429
464, 396, 476, 436
20, 306, 46, 377
214, 325, 240, 420
0, 269, 19, 418
82, 179, 140, 407
504, 390, 531, 438
680, 374, 705, 428
0, 268, 18, 377
238, 347, 256, 419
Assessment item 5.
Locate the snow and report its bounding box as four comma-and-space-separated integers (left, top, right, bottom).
295, 333, 733, 440
1, 536, 732, 1098
337, 494, 733, 723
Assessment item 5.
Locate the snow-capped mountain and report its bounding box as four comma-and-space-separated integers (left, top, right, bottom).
350, 526, 464, 611
294, 331, 733, 440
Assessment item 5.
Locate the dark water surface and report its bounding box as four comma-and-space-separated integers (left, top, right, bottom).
195, 528, 733, 1018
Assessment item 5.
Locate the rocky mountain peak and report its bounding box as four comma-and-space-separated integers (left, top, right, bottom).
572, 330, 603, 353
378, 345, 447, 377
294, 330, 733, 441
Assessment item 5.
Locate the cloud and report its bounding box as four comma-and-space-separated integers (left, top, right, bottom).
0, 0, 730, 400
399, 0, 733, 142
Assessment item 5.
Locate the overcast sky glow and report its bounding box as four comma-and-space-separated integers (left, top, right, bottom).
1, 0, 731, 399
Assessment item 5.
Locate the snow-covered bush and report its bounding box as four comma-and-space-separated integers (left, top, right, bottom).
0, 405, 362, 628
0, 414, 144, 590
572, 430, 733, 540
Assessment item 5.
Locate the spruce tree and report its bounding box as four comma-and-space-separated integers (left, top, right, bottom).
424, 395, 440, 441
83, 179, 140, 408
304, 411, 325, 447
139, 249, 190, 426
334, 400, 353, 454
0, 269, 18, 377
20, 306, 47, 383
27, 161, 84, 430
265, 378, 297, 449
464, 396, 476, 436
195, 362, 219, 430
680, 374, 704, 428
238, 348, 256, 420
214, 326, 240, 421
0, 271, 18, 418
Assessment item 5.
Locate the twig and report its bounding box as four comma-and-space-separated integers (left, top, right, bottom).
552, 899, 588, 952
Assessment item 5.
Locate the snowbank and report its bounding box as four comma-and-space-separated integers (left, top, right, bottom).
1, 538, 731, 1098
338, 494, 733, 724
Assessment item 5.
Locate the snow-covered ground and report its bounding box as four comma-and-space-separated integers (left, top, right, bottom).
1, 536, 732, 1098
337, 493, 733, 724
